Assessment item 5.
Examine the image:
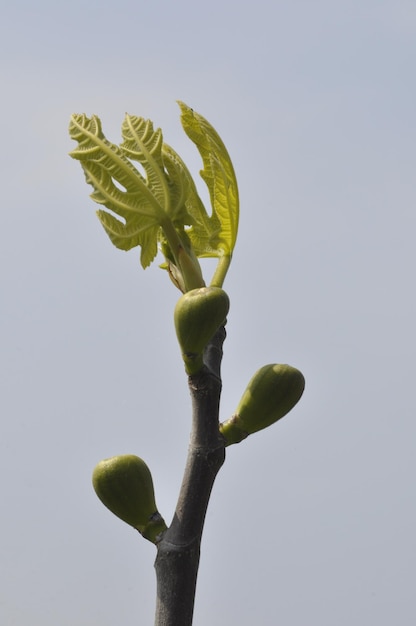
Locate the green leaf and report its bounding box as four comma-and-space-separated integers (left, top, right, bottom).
69, 113, 167, 268
161, 143, 204, 228
177, 101, 239, 258
162, 143, 221, 256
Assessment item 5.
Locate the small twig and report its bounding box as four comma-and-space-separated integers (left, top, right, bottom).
153, 327, 227, 625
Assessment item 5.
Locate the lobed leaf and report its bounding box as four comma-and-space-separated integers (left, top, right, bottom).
160, 144, 200, 227
69, 113, 166, 267
178, 102, 239, 257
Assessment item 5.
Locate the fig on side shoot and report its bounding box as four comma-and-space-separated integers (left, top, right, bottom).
92, 454, 167, 544
220, 364, 305, 445
174, 286, 230, 375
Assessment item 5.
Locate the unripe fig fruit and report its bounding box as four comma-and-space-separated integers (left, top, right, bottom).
174, 286, 230, 374
92, 454, 167, 543
220, 364, 305, 445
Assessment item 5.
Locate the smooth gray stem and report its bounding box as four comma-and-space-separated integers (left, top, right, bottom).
154, 327, 227, 625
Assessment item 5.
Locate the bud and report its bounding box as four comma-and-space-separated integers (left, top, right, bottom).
174, 287, 230, 374
220, 364, 305, 445
92, 454, 167, 543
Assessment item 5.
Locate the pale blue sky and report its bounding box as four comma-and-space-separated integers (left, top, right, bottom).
1, 1, 415, 624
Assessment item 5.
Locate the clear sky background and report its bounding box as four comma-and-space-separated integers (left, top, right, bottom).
1, 1, 415, 624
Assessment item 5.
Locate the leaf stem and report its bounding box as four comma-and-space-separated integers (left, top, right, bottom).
209, 254, 232, 288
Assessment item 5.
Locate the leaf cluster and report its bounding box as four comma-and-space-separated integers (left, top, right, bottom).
69, 102, 239, 290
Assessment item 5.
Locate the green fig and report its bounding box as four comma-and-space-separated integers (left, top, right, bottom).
174, 286, 230, 374
92, 454, 167, 543
220, 364, 305, 445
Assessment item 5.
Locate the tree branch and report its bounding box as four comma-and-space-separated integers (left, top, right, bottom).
153, 326, 227, 625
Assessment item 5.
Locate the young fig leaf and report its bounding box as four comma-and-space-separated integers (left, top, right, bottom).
178, 101, 239, 260
92, 454, 167, 544
69, 113, 165, 268
220, 364, 305, 445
